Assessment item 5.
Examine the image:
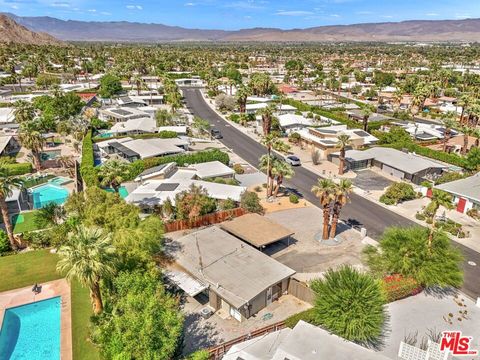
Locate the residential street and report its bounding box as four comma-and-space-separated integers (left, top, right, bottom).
182, 87, 480, 299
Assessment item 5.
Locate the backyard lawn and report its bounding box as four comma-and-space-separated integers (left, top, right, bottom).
0, 249, 100, 360
12, 211, 47, 233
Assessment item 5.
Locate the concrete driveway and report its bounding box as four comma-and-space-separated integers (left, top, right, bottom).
264, 207, 366, 279
353, 169, 393, 191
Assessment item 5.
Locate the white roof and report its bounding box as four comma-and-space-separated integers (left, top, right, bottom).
436, 173, 480, 202
164, 270, 207, 297
188, 161, 235, 179
224, 329, 292, 360
278, 114, 313, 128
158, 126, 188, 134
0, 108, 15, 123
100, 107, 150, 119
246, 103, 297, 111
125, 179, 245, 206
246, 96, 274, 103
110, 117, 157, 134
96, 137, 133, 149
121, 138, 187, 159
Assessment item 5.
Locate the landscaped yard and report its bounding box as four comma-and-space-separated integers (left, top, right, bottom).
0, 249, 99, 360
12, 210, 48, 233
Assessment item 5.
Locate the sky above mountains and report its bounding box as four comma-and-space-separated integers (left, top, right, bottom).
2, 0, 480, 30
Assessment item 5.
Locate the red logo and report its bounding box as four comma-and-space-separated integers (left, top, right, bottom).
440, 331, 478, 356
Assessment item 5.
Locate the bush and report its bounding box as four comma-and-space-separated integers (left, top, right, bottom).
380, 182, 416, 205
415, 212, 426, 221
127, 149, 230, 180
186, 350, 210, 360
289, 194, 299, 204
233, 164, 244, 174
466, 208, 479, 220
228, 113, 240, 123
80, 128, 98, 187
254, 186, 262, 192
22, 231, 51, 249
288, 132, 301, 144
3, 162, 33, 176
311, 266, 386, 344
240, 191, 264, 214
381, 274, 422, 303
284, 308, 317, 328
158, 131, 178, 139
435, 172, 466, 185
0, 230, 10, 254
218, 198, 237, 211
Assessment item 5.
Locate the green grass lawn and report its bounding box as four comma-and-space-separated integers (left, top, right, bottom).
12, 211, 48, 234
0, 249, 100, 360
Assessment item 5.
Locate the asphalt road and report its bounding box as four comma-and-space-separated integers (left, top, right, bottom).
182, 88, 480, 299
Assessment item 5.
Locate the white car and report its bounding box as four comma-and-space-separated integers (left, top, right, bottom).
285, 155, 301, 166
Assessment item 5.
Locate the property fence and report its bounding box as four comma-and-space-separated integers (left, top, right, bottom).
164, 208, 247, 233
208, 321, 286, 359
288, 278, 315, 305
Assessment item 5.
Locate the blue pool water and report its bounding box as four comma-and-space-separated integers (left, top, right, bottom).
49, 177, 71, 186
105, 186, 129, 199
30, 184, 69, 209
0, 297, 61, 360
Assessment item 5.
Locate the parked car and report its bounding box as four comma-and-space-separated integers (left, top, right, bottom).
211, 128, 223, 139
285, 155, 301, 166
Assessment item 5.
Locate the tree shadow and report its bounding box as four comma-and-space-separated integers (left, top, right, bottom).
423, 286, 458, 299
182, 312, 224, 354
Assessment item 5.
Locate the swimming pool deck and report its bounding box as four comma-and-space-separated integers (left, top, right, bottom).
0, 279, 72, 360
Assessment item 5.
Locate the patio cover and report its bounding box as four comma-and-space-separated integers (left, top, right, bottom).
164, 270, 207, 297
220, 213, 294, 248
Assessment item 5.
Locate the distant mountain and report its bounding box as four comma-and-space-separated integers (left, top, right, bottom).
0, 14, 63, 45
3, 13, 480, 43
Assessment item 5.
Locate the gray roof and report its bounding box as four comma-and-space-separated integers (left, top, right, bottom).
138, 163, 169, 177
436, 173, 480, 202
109, 141, 139, 158
342, 147, 447, 174
173, 227, 295, 309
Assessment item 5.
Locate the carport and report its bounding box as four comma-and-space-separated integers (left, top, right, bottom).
220, 213, 295, 249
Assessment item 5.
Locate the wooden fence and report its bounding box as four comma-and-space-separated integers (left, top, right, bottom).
208, 321, 286, 359
288, 278, 315, 305
164, 208, 247, 233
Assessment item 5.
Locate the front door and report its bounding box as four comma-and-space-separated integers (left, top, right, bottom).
457, 198, 467, 213
266, 287, 272, 306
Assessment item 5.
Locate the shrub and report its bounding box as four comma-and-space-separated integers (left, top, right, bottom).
311, 266, 386, 344
381, 274, 422, 303
289, 194, 299, 204
80, 128, 99, 187
254, 186, 262, 192
228, 113, 240, 123
186, 350, 211, 360
233, 163, 244, 174
380, 182, 416, 205
240, 191, 264, 214
284, 308, 317, 328
415, 212, 426, 221
288, 132, 301, 144
0, 230, 10, 254
466, 208, 479, 220
435, 172, 466, 185
158, 130, 178, 139
22, 231, 51, 249
3, 162, 33, 176
218, 198, 237, 211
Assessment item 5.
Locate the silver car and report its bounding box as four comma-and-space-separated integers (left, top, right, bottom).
285, 155, 301, 166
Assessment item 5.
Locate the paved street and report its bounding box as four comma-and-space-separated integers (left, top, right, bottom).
182, 88, 480, 299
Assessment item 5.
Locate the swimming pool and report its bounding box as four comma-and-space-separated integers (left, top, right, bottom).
0, 296, 61, 360
49, 177, 72, 186
41, 150, 61, 161
105, 186, 129, 199
30, 184, 70, 209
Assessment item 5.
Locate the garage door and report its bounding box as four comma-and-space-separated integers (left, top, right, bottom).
382, 165, 404, 179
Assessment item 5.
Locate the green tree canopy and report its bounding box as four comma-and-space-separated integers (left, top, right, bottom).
99, 74, 123, 98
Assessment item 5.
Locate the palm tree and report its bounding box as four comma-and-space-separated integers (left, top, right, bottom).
57, 226, 116, 315
18, 121, 45, 171
336, 134, 351, 175
460, 126, 474, 155
458, 94, 473, 125
34, 202, 66, 227
98, 159, 130, 192
441, 114, 456, 152
0, 168, 22, 249
236, 85, 251, 114
271, 159, 294, 198
257, 104, 275, 136
361, 107, 372, 132
427, 189, 453, 249
260, 133, 282, 196
311, 178, 336, 240
329, 179, 353, 239
13, 100, 35, 124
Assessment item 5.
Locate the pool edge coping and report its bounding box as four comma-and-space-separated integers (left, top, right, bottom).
0, 278, 73, 360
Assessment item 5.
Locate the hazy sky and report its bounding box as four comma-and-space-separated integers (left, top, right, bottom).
2, 0, 480, 30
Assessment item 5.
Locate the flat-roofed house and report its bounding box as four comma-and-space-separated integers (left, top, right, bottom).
169, 226, 295, 321
436, 173, 480, 213
99, 107, 151, 123
109, 117, 157, 136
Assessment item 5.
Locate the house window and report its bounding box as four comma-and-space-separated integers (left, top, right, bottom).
229, 307, 242, 321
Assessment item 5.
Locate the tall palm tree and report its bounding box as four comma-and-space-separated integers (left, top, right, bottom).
460, 126, 474, 155
257, 104, 276, 136
236, 85, 251, 114
18, 121, 45, 171
361, 107, 372, 132
336, 134, 351, 175
441, 114, 456, 152
0, 168, 22, 249
311, 178, 336, 240
98, 159, 130, 192
57, 226, 116, 314
329, 179, 353, 239
458, 94, 473, 125
271, 159, 294, 198
260, 133, 281, 197
427, 189, 453, 249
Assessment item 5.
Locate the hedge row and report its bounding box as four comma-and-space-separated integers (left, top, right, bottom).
387, 142, 465, 168
127, 149, 230, 180
4, 162, 33, 176
92, 130, 179, 143
80, 128, 99, 187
